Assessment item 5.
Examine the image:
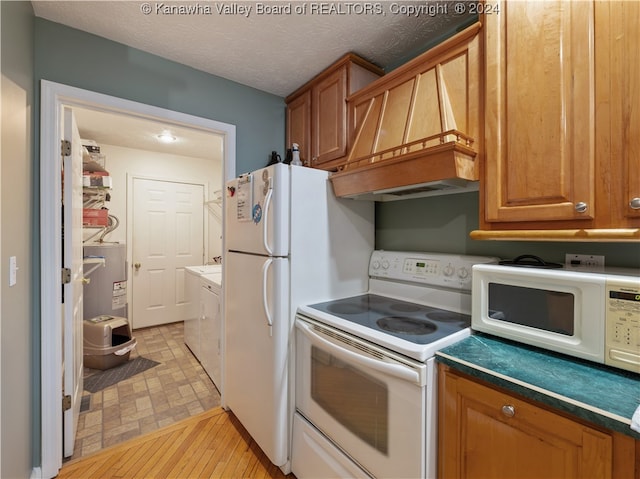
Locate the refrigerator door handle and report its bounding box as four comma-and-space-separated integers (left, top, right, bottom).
262, 258, 274, 336
262, 179, 274, 255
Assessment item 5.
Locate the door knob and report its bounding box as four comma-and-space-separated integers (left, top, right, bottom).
134, 263, 141, 271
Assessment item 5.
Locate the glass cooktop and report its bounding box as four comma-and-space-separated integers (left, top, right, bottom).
307, 294, 470, 345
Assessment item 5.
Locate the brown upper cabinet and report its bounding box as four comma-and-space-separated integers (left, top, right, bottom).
330, 24, 483, 199
285, 53, 383, 170
472, 0, 640, 241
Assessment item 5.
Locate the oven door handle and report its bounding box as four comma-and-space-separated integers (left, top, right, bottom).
296, 319, 422, 384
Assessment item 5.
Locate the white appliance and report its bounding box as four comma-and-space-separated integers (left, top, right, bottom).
472, 263, 640, 373
201, 271, 222, 390
184, 266, 205, 359
184, 265, 223, 391
224, 163, 374, 472
83, 243, 127, 320
293, 250, 499, 479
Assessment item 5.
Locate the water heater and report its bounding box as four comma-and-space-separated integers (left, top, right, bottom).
83, 243, 128, 320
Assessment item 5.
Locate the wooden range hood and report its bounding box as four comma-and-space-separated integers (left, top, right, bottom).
330, 23, 483, 201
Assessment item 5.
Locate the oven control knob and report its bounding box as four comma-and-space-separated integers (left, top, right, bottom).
443, 264, 455, 277
372, 260, 380, 270
382, 260, 390, 269
457, 267, 470, 280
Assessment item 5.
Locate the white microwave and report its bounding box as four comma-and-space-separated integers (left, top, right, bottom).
472, 264, 640, 374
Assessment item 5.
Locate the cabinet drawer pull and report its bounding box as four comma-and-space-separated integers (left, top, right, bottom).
574, 202, 589, 213
630, 197, 640, 210
501, 404, 515, 417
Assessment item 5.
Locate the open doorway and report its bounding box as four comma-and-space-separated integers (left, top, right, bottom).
72, 107, 222, 329
70, 108, 223, 460
40, 80, 236, 479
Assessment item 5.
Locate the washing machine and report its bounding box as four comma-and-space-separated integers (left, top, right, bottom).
201, 272, 222, 392
184, 266, 206, 358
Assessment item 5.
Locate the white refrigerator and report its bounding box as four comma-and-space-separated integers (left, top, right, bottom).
223, 163, 374, 472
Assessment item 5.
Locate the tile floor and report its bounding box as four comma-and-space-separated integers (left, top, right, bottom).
69, 321, 221, 461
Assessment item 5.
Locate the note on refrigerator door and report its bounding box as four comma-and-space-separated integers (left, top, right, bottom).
236, 174, 253, 222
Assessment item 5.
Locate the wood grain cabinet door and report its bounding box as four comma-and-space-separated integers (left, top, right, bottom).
312, 66, 348, 166
595, 1, 640, 226
439, 368, 614, 479
286, 54, 383, 171
484, 0, 596, 223
286, 90, 311, 166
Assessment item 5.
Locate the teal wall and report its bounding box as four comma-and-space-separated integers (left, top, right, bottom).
34, 18, 286, 175
376, 192, 640, 269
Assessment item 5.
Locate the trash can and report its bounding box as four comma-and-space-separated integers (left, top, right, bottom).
83, 315, 137, 370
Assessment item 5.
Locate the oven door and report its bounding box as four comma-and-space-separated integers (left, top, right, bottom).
294, 315, 429, 479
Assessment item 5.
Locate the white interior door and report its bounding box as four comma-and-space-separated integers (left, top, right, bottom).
62, 107, 84, 457
132, 178, 204, 329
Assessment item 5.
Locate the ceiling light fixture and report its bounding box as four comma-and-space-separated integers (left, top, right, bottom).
156, 130, 177, 143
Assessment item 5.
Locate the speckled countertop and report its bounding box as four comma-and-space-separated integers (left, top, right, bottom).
436, 333, 640, 439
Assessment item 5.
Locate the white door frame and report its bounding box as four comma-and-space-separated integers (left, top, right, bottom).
39, 80, 236, 479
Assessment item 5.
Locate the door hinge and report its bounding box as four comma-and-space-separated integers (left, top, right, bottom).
62, 394, 72, 412
62, 268, 71, 284
61, 139, 71, 157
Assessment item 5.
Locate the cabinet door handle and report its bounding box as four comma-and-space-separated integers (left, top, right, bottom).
630, 197, 640, 210
501, 404, 515, 417
574, 202, 589, 213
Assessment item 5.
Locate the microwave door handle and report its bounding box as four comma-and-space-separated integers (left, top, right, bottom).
262, 180, 273, 255
297, 320, 421, 384
262, 258, 273, 336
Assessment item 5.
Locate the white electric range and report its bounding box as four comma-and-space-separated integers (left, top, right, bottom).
292, 250, 499, 479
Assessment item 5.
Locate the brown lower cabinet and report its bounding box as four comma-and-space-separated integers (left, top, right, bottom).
438, 364, 639, 479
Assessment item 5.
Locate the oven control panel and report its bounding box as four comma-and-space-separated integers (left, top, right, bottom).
369, 250, 499, 289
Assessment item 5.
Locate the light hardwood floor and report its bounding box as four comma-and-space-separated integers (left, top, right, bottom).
57, 407, 296, 478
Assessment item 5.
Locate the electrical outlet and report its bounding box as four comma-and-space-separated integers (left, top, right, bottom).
565, 254, 605, 270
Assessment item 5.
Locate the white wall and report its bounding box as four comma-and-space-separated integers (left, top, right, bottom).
87, 143, 223, 261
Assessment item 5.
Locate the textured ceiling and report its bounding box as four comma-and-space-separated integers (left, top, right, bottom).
32, 1, 475, 159
31, 0, 475, 97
